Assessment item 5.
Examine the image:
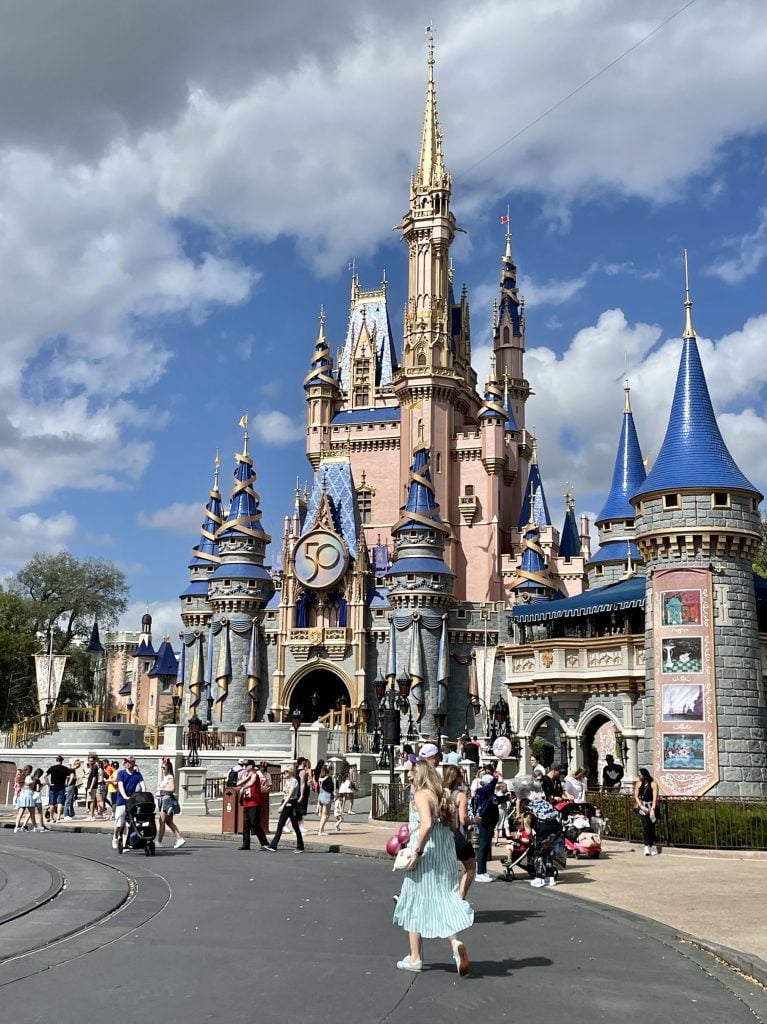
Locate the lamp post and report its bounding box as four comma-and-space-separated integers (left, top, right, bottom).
464, 695, 492, 750
290, 707, 302, 760
126, 698, 134, 724
372, 673, 386, 755
351, 697, 372, 754
187, 713, 202, 767
490, 695, 510, 749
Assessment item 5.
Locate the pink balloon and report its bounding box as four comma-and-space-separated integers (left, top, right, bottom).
397, 824, 410, 844
386, 835, 402, 858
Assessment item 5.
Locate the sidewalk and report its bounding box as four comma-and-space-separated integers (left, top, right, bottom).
3, 808, 765, 976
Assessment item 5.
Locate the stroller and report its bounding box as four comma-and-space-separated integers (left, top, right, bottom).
118, 792, 157, 856
555, 801, 603, 859
499, 825, 534, 882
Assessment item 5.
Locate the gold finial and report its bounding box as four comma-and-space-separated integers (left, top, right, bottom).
318, 305, 326, 340
503, 206, 512, 262
381, 268, 387, 289
489, 352, 497, 380
564, 484, 575, 513
417, 26, 446, 188
683, 249, 696, 340
530, 430, 538, 465
503, 370, 510, 406
624, 377, 632, 414
239, 412, 249, 458
213, 450, 221, 492
492, 298, 498, 332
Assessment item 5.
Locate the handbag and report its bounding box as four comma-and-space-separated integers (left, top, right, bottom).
392, 847, 416, 871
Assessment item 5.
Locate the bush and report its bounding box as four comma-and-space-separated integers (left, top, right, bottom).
531, 738, 555, 767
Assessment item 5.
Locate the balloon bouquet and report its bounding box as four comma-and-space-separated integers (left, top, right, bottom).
386, 823, 411, 858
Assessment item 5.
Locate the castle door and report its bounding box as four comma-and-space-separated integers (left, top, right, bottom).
581, 715, 617, 789
289, 669, 351, 722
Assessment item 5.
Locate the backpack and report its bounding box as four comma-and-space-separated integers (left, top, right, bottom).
257, 770, 272, 792
225, 768, 239, 787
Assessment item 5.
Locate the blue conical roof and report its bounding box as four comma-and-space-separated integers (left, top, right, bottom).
478, 373, 508, 421
148, 639, 179, 678
559, 507, 581, 559
508, 523, 556, 594
189, 466, 223, 569
86, 620, 105, 655
217, 451, 268, 540
393, 446, 449, 535
504, 389, 519, 432
518, 457, 551, 529
633, 335, 760, 501
597, 388, 646, 524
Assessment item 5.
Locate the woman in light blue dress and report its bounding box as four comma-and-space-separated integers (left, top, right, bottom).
393, 762, 474, 975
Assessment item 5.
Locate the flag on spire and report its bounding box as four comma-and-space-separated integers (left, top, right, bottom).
500, 214, 509, 224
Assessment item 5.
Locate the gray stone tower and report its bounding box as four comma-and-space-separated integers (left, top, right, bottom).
387, 443, 454, 738
633, 264, 766, 796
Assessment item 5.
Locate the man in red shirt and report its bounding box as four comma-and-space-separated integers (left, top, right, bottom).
238, 760, 274, 853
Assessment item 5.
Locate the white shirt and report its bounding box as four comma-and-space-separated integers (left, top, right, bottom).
563, 775, 588, 802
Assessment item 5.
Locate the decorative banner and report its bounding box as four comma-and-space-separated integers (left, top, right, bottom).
653, 567, 719, 796
34, 655, 68, 713
474, 646, 497, 713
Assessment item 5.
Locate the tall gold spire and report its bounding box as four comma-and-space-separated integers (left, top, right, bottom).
683, 249, 696, 340
624, 378, 632, 414
212, 450, 221, 494
417, 35, 446, 188
238, 413, 249, 458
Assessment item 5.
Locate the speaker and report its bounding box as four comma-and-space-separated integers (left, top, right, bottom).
381, 707, 401, 748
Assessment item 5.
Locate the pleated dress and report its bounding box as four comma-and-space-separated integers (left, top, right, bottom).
393, 805, 474, 938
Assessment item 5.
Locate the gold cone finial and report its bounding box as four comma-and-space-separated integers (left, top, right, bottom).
530, 431, 538, 465
489, 352, 497, 380
417, 32, 446, 188
213, 450, 221, 493
624, 377, 632, 414
683, 249, 696, 340
238, 412, 249, 458
318, 305, 326, 340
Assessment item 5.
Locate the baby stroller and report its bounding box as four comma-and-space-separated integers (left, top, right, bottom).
555, 800, 603, 859
499, 826, 534, 882
528, 802, 566, 887
118, 792, 157, 856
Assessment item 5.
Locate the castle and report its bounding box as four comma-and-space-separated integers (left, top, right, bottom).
169, 44, 766, 797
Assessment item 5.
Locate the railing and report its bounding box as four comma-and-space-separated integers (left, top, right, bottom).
204, 776, 226, 799
181, 729, 246, 751
5, 706, 103, 748
587, 790, 767, 851
372, 782, 411, 822
143, 725, 164, 750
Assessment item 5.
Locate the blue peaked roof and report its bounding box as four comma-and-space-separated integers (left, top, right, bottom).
633, 335, 761, 500
304, 460, 360, 558
393, 446, 448, 535
558, 507, 581, 559
588, 540, 642, 565
180, 579, 210, 598
331, 407, 400, 425
518, 460, 551, 528
149, 639, 179, 678
504, 390, 519, 432
388, 556, 454, 577
218, 452, 268, 540
189, 478, 223, 568
596, 395, 646, 524
86, 620, 105, 655
133, 639, 156, 659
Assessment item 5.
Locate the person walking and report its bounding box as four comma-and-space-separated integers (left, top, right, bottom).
635, 768, 660, 855
29, 768, 48, 831
336, 761, 356, 814
157, 759, 186, 849
316, 764, 334, 835
13, 765, 35, 832
105, 760, 119, 818
44, 755, 69, 823
296, 757, 311, 835
563, 767, 588, 803
443, 765, 477, 901
112, 757, 145, 850
269, 768, 305, 852
393, 762, 473, 975
471, 773, 499, 883
236, 760, 272, 852
63, 759, 81, 819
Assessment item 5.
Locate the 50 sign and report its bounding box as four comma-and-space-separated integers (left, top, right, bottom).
294, 530, 348, 590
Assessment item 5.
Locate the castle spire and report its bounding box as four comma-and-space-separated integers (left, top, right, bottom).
188, 454, 224, 568
518, 440, 551, 529
596, 381, 646, 524
559, 486, 581, 559
393, 445, 450, 536
417, 34, 446, 190
683, 249, 695, 341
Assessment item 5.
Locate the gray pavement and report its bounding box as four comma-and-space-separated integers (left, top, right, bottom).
1, 831, 765, 1024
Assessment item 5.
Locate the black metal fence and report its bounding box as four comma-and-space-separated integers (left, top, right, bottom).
588, 791, 767, 851
372, 782, 410, 822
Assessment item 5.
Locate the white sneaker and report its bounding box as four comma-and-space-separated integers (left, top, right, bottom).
474, 873, 495, 883
156, 838, 163, 846
644, 845, 651, 856
173, 838, 186, 849
111, 838, 118, 849
545, 877, 558, 887
530, 878, 546, 888
34, 827, 45, 833
649, 848, 658, 856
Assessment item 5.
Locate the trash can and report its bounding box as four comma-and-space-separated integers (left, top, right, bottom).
222, 787, 241, 835
259, 793, 270, 834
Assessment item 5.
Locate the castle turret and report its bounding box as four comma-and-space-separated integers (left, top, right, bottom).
588, 381, 646, 586
493, 221, 529, 415
478, 355, 507, 475
305, 308, 340, 469
180, 454, 223, 628
633, 256, 766, 797
207, 417, 273, 727
388, 444, 453, 735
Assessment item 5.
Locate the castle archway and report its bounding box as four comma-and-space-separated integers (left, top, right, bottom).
578, 710, 619, 789
286, 665, 352, 722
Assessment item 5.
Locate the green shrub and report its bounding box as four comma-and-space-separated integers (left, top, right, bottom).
531, 738, 555, 767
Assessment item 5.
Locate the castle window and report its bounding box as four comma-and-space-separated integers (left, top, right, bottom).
595, 565, 604, 577
407, 574, 415, 582
354, 388, 368, 408
602, 522, 612, 533
357, 488, 373, 524
465, 485, 474, 497
711, 492, 730, 509
753, 499, 759, 512
663, 494, 680, 510
456, 608, 466, 619
435, 452, 442, 473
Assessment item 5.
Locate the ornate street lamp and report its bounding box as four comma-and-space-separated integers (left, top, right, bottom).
187, 713, 202, 767
433, 710, 447, 732
290, 707, 302, 760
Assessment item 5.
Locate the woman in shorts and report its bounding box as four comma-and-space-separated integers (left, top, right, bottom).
443, 765, 476, 900
157, 760, 185, 849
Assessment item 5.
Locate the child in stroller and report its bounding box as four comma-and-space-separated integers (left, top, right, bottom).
500, 795, 565, 885
119, 792, 157, 856
555, 800, 603, 858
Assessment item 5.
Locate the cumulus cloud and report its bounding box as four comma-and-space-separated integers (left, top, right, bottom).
0, 511, 78, 581
705, 208, 767, 284
251, 411, 305, 446
137, 503, 204, 535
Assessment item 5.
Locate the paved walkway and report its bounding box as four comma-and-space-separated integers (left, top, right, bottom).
3, 806, 765, 975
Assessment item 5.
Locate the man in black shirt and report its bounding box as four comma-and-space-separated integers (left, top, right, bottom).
602, 754, 625, 791
540, 767, 563, 803
45, 755, 70, 823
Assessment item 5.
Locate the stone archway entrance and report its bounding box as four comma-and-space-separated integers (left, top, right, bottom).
288, 668, 351, 723
580, 714, 617, 789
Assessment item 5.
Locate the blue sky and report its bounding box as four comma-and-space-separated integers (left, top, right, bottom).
0, 0, 764, 641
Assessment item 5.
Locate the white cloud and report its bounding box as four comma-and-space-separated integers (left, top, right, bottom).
0, 511, 78, 580
520, 273, 590, 308
252, 410, 305, 446
705, 208, 767, 284
137, 503, 204, 535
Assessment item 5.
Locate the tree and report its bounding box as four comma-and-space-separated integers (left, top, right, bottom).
0, 590, 39, 726
754, 512, 767, 580
10, 552, 129, 649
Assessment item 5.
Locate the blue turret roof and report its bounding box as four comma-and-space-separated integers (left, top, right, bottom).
504, 388, 519, 432
478, 367, 508, 422
133, 638, 156, 659
558, 506, 581, 559
304, 459, 360, 559
217, 448, 268, 541
86, 620, 105, 655
149, 639, 179, 678
494, 230, 522, 339
518, 455, 551, 529
303, 309, 338, 391
588, 540, 642, 565
393, 446, 449, 536
633, 292, 761, 501
596, 385, 646, 524
508, 523, 556, 595
338, 276, 398, 390
189, 461, 224, 569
